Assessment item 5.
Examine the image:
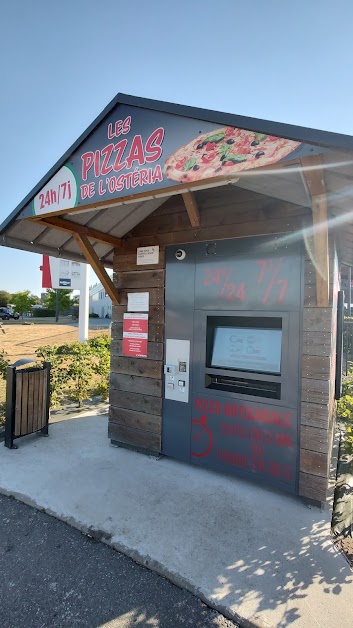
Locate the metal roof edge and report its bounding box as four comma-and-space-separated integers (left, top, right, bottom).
118, 94, 353, 152
2, 92, 353, 236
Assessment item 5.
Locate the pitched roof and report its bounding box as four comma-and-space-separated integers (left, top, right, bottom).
1, 93, 353, 266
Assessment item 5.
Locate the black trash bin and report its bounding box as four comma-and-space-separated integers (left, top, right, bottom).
4, 359, 50, 449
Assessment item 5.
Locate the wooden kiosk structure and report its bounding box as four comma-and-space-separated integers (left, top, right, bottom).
1, 94, 353, 505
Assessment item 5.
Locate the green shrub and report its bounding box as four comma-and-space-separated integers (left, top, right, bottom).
0, 349, 10, 380
89, 313, 99, 318
87, 335, 111, 350
36, 335, 110, 408
35, 345, 68, 407
0, 350, 10, 428
88, 335, 111, 400
337, 394, 353, 421
65, 342, 95, 407
337, 370, 353, 454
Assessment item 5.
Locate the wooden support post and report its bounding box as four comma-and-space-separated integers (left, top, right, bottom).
31, 216, 123, 248
311, 194, 329, 306
182, 192, 200, 228
300, 155, 329, 307
73, 233, 120, 305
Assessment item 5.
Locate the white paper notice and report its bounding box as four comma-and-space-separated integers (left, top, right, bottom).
136, 246, 159, 265
127, 292, 150, 312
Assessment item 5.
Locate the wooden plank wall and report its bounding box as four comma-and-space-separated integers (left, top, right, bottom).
299, 238, 338, 502
109, 256, 165, 452
110, 185, 311, 454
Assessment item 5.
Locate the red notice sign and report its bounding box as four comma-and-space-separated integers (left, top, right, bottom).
123, 313, 148, 358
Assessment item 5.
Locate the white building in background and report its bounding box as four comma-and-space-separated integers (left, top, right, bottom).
89, 282, 112, 318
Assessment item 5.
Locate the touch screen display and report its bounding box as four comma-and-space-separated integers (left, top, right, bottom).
211, 327, 282, 374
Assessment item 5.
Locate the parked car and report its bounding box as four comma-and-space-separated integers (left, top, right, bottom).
0, 307, 10, 320
0, 308, 19, 320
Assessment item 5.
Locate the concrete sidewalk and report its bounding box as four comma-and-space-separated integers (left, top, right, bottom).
0, 415, 352, 628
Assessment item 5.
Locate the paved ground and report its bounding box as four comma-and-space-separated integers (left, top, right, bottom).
49, 400, 109, 424
87, 318, 111, 329
0, 495, 236, 628
0, 415, 352, 627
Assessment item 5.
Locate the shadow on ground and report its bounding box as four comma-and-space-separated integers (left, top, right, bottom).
204, 513, 351, 626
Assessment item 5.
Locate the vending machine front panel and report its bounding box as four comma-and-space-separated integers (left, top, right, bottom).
162, 237, 303, 493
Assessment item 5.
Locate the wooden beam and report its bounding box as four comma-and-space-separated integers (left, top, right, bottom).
31, 216, 123, 248
300, 155, 326, 197
300, 155, 329, 307
182, 192, 200, 228
73, 234, 120, 305
311, 194, 329, 306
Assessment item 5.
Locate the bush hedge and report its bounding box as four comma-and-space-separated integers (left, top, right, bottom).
0, 350, 10, 427
337, 374, 353, 454
36, 334, 111, 407
0, 336, 111, 423
34, 309, 56, 317
0, 348, 10, 379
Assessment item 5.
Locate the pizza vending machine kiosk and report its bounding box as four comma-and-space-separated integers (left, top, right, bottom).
162, 236, 303, 494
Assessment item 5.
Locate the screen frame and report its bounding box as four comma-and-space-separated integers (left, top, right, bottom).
193, 309, 299, 408
206, 315, 283, 376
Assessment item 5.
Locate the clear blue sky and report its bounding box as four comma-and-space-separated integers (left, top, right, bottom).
1, 0, 352, 295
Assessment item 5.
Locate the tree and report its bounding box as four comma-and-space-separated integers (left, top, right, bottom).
44, 289, 73, 313
11, 291, 39, 316
0, 290, 11, 307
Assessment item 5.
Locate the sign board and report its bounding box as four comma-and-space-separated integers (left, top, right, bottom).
19, 104, 325, 219
127, 292, 149, 312
41, 255, 83, 290
123, 313, 148, 358
136, 246, 159, 265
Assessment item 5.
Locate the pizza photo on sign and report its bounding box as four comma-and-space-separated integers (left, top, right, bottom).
163, 127, 301, 183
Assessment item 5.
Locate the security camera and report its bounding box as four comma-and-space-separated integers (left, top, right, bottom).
175, 249, 186, 260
